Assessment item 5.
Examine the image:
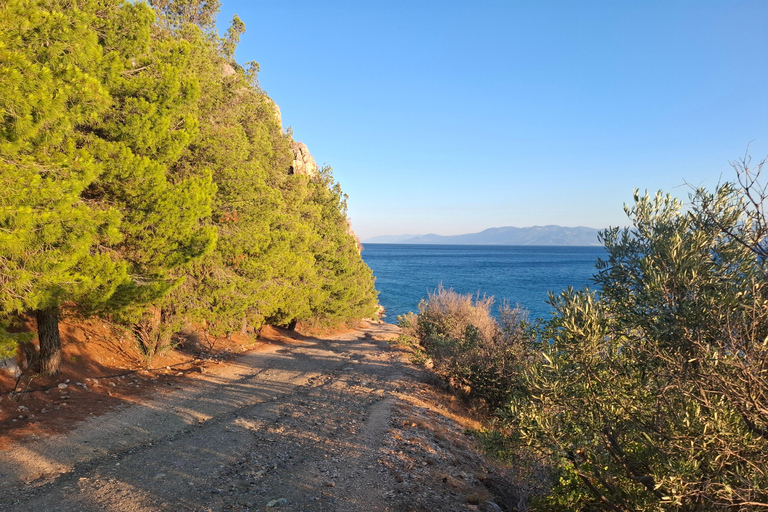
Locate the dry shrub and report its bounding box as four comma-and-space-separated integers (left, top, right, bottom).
395, 311, 419, 344
412, 286, 531, 410
132, 307, 178, 367
406, 286, 549, 509
417, 285, 498, 347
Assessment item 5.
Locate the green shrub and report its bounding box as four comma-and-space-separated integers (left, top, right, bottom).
508, 180, 768, 511
407, 163, 768, 511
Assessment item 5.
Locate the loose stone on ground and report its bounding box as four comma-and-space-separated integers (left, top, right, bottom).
0, 322, 517, 512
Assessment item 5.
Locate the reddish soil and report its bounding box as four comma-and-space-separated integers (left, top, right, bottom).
0, 319, 528, 511
0, 317, 309, 449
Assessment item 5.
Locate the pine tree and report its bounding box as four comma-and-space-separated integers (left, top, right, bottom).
1, 0, 379, 371
154, 5, 377, 335
0, 0, 216, 372
304, 167, 379, 324
0, 0, 128, 374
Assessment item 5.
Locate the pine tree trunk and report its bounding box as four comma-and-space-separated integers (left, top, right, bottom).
240, 315, 248, 335
36, 306, 62, 376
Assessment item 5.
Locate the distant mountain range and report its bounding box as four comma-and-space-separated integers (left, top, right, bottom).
363, 225, 603, 246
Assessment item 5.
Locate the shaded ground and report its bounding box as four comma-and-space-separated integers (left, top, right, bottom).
0, 321, 521, 511
0, 317, 272, 448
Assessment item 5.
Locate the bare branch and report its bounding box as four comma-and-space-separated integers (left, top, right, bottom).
120, 64, 152, 76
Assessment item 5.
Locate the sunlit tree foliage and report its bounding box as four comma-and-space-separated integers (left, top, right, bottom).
0, 0, 378, 372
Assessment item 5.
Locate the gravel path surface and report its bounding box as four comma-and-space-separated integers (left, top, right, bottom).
0, 322, 517, 512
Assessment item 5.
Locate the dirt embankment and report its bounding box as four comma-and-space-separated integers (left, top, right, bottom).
0, 322, 520, 512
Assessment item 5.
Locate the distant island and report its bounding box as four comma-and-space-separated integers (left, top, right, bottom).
363, 225, 603, 246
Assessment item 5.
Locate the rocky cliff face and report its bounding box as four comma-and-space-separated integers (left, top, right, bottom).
289, 141, 318, 178
278, 114, 362, 252
263, 96, 282, 129
346, 218, 363, 253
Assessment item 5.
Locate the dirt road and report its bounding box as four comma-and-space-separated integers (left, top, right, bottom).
0, 322, 515, 512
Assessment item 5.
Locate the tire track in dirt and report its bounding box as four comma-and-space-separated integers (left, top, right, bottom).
0, 322, 518, 512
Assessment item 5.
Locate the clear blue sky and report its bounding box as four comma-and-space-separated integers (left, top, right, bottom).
216, 0, 768, 240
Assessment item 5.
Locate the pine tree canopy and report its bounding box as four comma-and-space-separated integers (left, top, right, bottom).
0, 0, 378, 370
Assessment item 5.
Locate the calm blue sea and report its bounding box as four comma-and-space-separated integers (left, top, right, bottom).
361, 244, 606, 323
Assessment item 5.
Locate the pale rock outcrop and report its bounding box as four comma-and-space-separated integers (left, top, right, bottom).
221, 63, 236, 77
288, 143, 362, 255
263, 96, 282, 128
347, 218, 363, 253
289, 141, 318, 178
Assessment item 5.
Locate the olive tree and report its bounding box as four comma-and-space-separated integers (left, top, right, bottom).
507, 169, 768, 510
